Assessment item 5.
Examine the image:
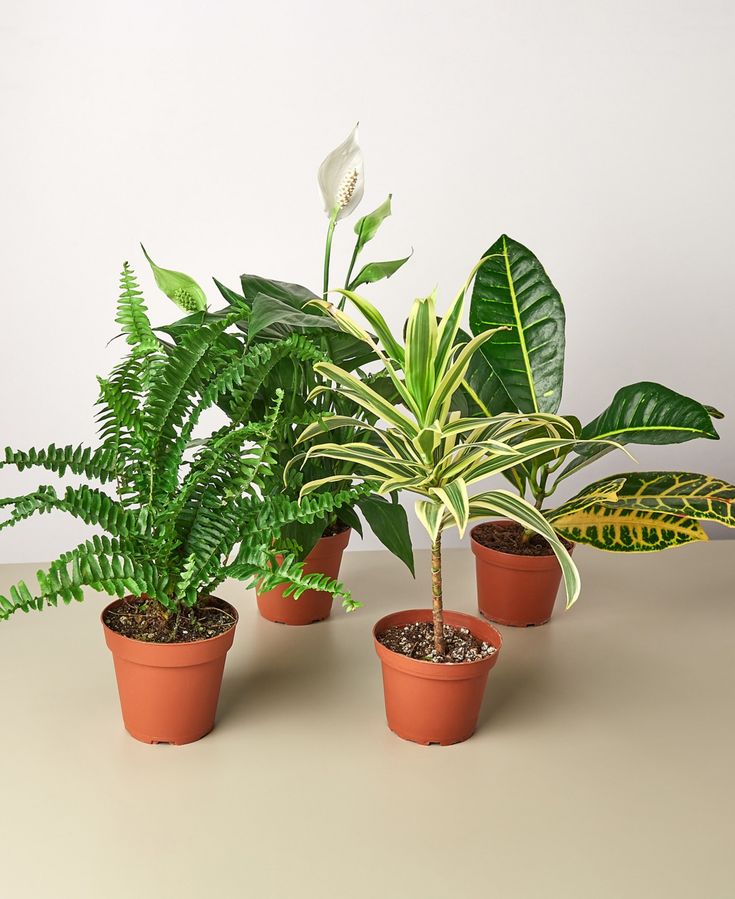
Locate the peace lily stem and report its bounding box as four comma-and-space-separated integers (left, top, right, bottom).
323, 206, 339, 300
343, 240, 360, 295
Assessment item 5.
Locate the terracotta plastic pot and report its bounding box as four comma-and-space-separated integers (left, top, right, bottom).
471, 520, 574, 627
102, 598, 238, 745
373, 608, 502, 745
256, 528, 351, 625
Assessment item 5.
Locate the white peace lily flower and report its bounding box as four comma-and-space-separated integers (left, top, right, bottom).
318, 124, 364, 220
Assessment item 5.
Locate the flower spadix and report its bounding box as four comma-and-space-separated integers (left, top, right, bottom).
141, 245, 207, 313
318, 124, 364, 220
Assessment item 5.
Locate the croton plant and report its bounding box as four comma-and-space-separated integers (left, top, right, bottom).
465, 235, 735, 549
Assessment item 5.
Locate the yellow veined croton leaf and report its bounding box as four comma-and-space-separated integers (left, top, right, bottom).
550, 471, 735, 551
551, 506, 707, 552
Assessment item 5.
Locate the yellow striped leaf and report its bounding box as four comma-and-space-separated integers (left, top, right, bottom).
552, 506, 707, 552
429, 478, 470, 537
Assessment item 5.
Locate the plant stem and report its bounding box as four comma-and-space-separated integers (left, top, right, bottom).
322, 207, 339, 301
343, 233, 361, 300
431, 532, 447, 656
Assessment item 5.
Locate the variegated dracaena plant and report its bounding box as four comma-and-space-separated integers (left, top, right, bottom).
293, 269, 587, 656
466, 235, 735, 550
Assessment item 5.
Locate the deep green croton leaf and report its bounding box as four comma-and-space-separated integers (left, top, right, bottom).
453, 327, 516, 417
469, 234, 565, 414
559, 382, 720, 479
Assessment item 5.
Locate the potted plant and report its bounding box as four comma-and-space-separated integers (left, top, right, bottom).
465, 235, 735, 625
296, 271, 582, 744
0, 263, 360, 743
156, 126, 415, 625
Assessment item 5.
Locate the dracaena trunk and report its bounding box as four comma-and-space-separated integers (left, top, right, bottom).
431, 533, 447, 656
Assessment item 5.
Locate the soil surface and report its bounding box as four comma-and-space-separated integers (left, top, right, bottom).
473, 521, 573, 557
378, 621, 496, 664
322, 520, 350, 538
103, 596, 236, 643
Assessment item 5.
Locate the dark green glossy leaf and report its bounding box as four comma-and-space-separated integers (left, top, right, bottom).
248, 294, 341, 341
357, 494, 415, 575
336, 503, 363, 537
560, 382, 720, 480
240, 274, 318, 308
214, 278, 249, 308
469, 235, 565, 414
452, 327, 516, 417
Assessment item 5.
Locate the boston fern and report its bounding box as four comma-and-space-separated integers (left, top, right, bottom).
0, 264, 363, 621
466, 235, 735, 549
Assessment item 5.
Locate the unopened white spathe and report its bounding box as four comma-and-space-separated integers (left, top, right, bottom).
318, 124, 364, 219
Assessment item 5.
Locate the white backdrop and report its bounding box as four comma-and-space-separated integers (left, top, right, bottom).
1, 0, 733, 562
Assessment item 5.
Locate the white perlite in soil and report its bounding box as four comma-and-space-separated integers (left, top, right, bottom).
378, 622, 497, 664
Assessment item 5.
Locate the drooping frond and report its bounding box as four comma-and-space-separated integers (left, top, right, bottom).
0, 484, 146, 543
223, 544, 357, 611
0, 536, 164, 620
1, 444, 117, 482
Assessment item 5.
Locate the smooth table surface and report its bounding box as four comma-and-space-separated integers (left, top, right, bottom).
0, 543, 733, 899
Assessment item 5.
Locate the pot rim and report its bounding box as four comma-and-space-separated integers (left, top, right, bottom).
373, 608, 502, 679
312, 525, 352, 551
470, 520, 574, 570
101, 595, 239, 649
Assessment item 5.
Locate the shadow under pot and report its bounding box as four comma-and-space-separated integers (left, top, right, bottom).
373, 608, 502, 746
102, 597, 238, 745
256, 527, 351, 626
470, 520, 574, 627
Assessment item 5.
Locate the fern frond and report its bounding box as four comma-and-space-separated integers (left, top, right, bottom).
96, 365, 147, 447
144, 319, 241, 500
226, 334, 326, 420
1, 444, 117, 482
1, 485, 148, 544
0, 536, 164, 620
223, 546, 357, 612
173, 393, 285, 591
244, 483, 375, 533
116, 263, 158, 353
0, 487, 59, 533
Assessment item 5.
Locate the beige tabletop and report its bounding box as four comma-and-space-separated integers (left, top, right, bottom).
0, 542, 733, 899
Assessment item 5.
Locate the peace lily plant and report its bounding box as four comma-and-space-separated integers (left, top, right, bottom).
296, 269, 583, 656
156, 127, 416, 606
466, 235, 735, 550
